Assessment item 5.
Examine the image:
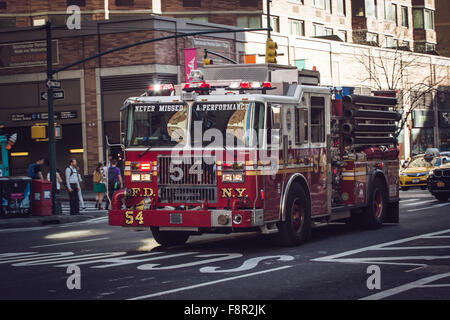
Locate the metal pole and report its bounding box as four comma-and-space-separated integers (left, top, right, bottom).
46, 21, 57, 215
267, 0, 271, 39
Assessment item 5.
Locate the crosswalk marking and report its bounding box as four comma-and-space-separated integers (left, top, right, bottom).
407, 202, 450, 213
399, 198, 419, 203
401, 199, 437, 207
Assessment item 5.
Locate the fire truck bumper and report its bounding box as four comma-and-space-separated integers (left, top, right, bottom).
108, 209, 264, 229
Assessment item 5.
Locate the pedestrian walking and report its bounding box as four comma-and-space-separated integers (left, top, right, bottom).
27, 157, 45, 180
76, 165, 86, 210
65, 159, 81, 215
46, 168, 63, 194
107, 159, 123, 210
93, 162, 106, 210
102, 161, 109, 209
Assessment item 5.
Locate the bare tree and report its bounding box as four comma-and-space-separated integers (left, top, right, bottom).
353, 36, 445, 139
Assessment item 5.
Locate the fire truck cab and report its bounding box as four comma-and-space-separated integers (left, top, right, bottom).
109, 64, 400, 247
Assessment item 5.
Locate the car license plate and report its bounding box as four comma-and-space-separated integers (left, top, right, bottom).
437, 181, 445, 188
170, 213, 182, 224
412, 179, 420, 183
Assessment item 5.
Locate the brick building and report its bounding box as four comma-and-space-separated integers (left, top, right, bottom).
0, 16, 241, 181
435, 0, 450, 57
0, 1, 437, 53
0, 0, 448, 177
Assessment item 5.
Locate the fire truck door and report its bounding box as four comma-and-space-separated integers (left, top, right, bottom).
263, 104, 283, 222
309, 95, 329, 216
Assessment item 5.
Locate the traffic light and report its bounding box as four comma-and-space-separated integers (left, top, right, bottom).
31, 123, 62, 141
203, 58, 213, 65
265, 38, 278, 64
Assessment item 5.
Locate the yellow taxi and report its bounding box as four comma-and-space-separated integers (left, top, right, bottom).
400, 154, 446, 190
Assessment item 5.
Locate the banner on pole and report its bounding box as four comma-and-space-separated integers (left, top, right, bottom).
184, 48, 197, 82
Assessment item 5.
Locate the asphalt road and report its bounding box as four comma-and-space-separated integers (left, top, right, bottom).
1, 189, 449, 301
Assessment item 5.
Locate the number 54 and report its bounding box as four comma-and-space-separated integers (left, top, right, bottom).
125, 211, 144, 225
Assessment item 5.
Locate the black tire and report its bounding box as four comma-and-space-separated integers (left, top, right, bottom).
420, 186, 427, 190
360, 178, 388, 229
435, 193, 450, 202
400, 186, 409, 191
150, 227, 190, 247
276, 183, 311, 246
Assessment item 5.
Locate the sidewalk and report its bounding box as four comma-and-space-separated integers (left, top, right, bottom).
0, 211, 107, 229
0, 190, 108, 229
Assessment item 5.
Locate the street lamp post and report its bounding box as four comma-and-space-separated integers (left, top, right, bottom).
46, 21, 57, 215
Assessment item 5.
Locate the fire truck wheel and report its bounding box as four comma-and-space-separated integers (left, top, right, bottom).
150, 227, 190, 247
361, 178, 388, 229
277, 183, 311, 246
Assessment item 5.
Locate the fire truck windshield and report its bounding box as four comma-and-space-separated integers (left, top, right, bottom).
126, 103, 188, 147
191, 101, 264, 148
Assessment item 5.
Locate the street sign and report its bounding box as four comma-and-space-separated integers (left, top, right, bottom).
46, 79, 61, 89
40, 90, 65, 101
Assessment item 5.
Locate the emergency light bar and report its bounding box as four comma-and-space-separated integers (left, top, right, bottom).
226, 81, 275, 91
147, 84, 175, 96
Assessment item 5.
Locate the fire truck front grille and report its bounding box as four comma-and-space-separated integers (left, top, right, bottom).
158, 186, 217, 203
158, 155, 216, 185
158, 155, 217, 203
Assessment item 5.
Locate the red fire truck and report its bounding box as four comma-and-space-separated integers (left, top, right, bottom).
109, 64, 400, 246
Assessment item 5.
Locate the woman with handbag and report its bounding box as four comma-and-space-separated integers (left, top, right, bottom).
93, 162, 106, 209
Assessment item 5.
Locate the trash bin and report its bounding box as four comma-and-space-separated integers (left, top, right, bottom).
0, 176, 32, 217
31, 179, 52, 216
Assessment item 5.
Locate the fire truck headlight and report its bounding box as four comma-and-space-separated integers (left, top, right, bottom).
232, 173, 244, 183
141, 173, 152, 182
131, 173, 141, 181
222, 173, 244, 183
222, 173, 233, 182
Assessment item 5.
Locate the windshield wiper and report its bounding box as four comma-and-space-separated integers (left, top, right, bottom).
138, 145, 152, 158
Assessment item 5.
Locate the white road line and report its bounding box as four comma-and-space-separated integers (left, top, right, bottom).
30, 237, 110, 248
399, 198, 420, 203
402, 200, 437, 207
360, 272, 450, 300
407, 202, 450, 213
312, 228, 450, 263
128, 265, 293, 300
375, 245, 450, 250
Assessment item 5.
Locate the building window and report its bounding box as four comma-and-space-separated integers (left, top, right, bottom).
336, 0, 346, 16
289, 19, 305, 36
352, 0, 377, 18
183, 0, 201, 7
67, 0, 86, 6
314, 0, 331, 11
311, 97, 325, 143
424, 9, 434, 30
180, 16, 208, 23
239, 0, 257, 6
337, 30, 347, 42
313, 23, 325, 37
413, 8, 434, 30
401, 6, 409, 27
263, 15, 279, 33
365, 0, 377, 18
325, 27, 333, 36
0, 2, 6, 9
115, 0, 134, 6
237, 15, 261, 28
385, 1, 396, 23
